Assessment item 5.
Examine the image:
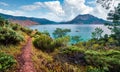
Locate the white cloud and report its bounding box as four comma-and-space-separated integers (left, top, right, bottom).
44, 1, 65, 16
62, 0, 93, 21
0, 9, 25, 16
20, 1, 65, 21
20, 2, 43, 11
20, 0, 94, 21
90, 5, 109, 20
38, 12, 64, 22
0, 2, 9, 6
3, 0, 120, 21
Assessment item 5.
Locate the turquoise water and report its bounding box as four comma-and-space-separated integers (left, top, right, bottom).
29, 24, 111, 41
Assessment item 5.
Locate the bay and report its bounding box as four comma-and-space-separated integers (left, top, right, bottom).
29, 24, 111, 41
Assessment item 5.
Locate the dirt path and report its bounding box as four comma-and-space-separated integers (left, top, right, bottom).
17, 37, 36, 72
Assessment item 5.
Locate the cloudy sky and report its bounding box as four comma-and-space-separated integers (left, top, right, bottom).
0, 0, 119, 22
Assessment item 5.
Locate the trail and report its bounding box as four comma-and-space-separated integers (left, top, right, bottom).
17, 37, 36, 72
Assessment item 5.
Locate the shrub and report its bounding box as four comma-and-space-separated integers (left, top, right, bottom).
85, 50, 120, 72
0, 52, 16, 71
54, 36, 70, 47
59, 46, 86, 65
59, 46, 120, 72
86, 66, 105, 72
21, 27, 33, 35
0, 27, 24, 45
53, 28, 71, 38
33, 34, 55, 52
10, 23, 21, 31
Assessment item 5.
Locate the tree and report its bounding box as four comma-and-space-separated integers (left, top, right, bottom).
42, 30, 50, 36
107, 3, 120, 45
53, 28, 71, 38
107, 3, 120, 24
96, 0, 114, 9
92, 27, 103, 40
71, 36, 83, 44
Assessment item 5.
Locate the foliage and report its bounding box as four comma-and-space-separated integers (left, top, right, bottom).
54, 36, 70, 47
53, 28, 71, 38
33, 34, 55, 52
41, 30, 50, 36
106, 3, 120, 46
0, 16, 6, 27
107, 3, 120, 24
96, 0, 113, 9
71, 36, 83, 44
87, 66, 105, 72
0, 52, 16, 71
21, 27, 33, 35
92, 27, 103, 40
59, 46, 120, 72
85, 50, 120, 72
10, 23, 21, 31
0, 16, 24, 45
0, 27, 24, 45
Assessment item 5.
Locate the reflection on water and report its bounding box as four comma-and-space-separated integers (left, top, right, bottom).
29, 24, 111, 41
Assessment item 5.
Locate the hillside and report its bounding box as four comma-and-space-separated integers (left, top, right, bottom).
60, 14, 107, 24
0, 13, 108, 25
9, 19, 39, 26
0, 13, 56, 25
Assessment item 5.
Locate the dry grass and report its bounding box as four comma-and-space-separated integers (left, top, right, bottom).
0, 33, 29, 72
31, 38, 86, 72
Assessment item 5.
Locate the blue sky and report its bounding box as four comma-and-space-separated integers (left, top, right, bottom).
0, 0, 119, 21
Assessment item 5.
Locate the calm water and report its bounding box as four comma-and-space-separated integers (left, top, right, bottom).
29, 24, 111, 41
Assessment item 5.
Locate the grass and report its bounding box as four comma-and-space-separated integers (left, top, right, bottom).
0, 33, 29, 72
31, 42, 53, 72
31, 38, 86, 72
0, 44, 22, 72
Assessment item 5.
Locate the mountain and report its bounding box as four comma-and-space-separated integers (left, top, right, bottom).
60, 14, 107, 24
0, 13, 56, 25
0, 13, 108, 25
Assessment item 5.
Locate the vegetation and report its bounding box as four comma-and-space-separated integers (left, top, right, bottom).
0, 2, 119, 72
0, 52, 16, 71
53, 28, 71, 38
32, 4, 120, 71
0, 16, 33, 71
33, 34, 55, 52
92, 27, 103, 40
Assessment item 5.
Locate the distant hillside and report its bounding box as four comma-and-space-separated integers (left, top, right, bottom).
60, 14, 107, 24
0, 13, 108, 25
0, 13, 56, 25
9, 19, 38, 26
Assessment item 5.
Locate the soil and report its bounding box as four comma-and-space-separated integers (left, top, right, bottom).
17, 37, 36, 72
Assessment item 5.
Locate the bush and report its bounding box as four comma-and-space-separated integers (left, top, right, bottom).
10, 24, 21, 31
0, 27, 24, 45
59, 46, 86, 65
59, 46, 120, 72
0, 52, 16, 71
33, 34, 55, 52
86, 66, 105, 72
21, 27, 33, 35
85, 50, 120, 72
54, 36, 70, 47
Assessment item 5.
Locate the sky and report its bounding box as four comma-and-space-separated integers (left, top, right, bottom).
0, 0, 119, 22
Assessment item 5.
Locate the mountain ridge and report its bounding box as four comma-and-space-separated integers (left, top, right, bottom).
59, 14, 107, 24
0, 13, 56, 25
0, 13, 108, 25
